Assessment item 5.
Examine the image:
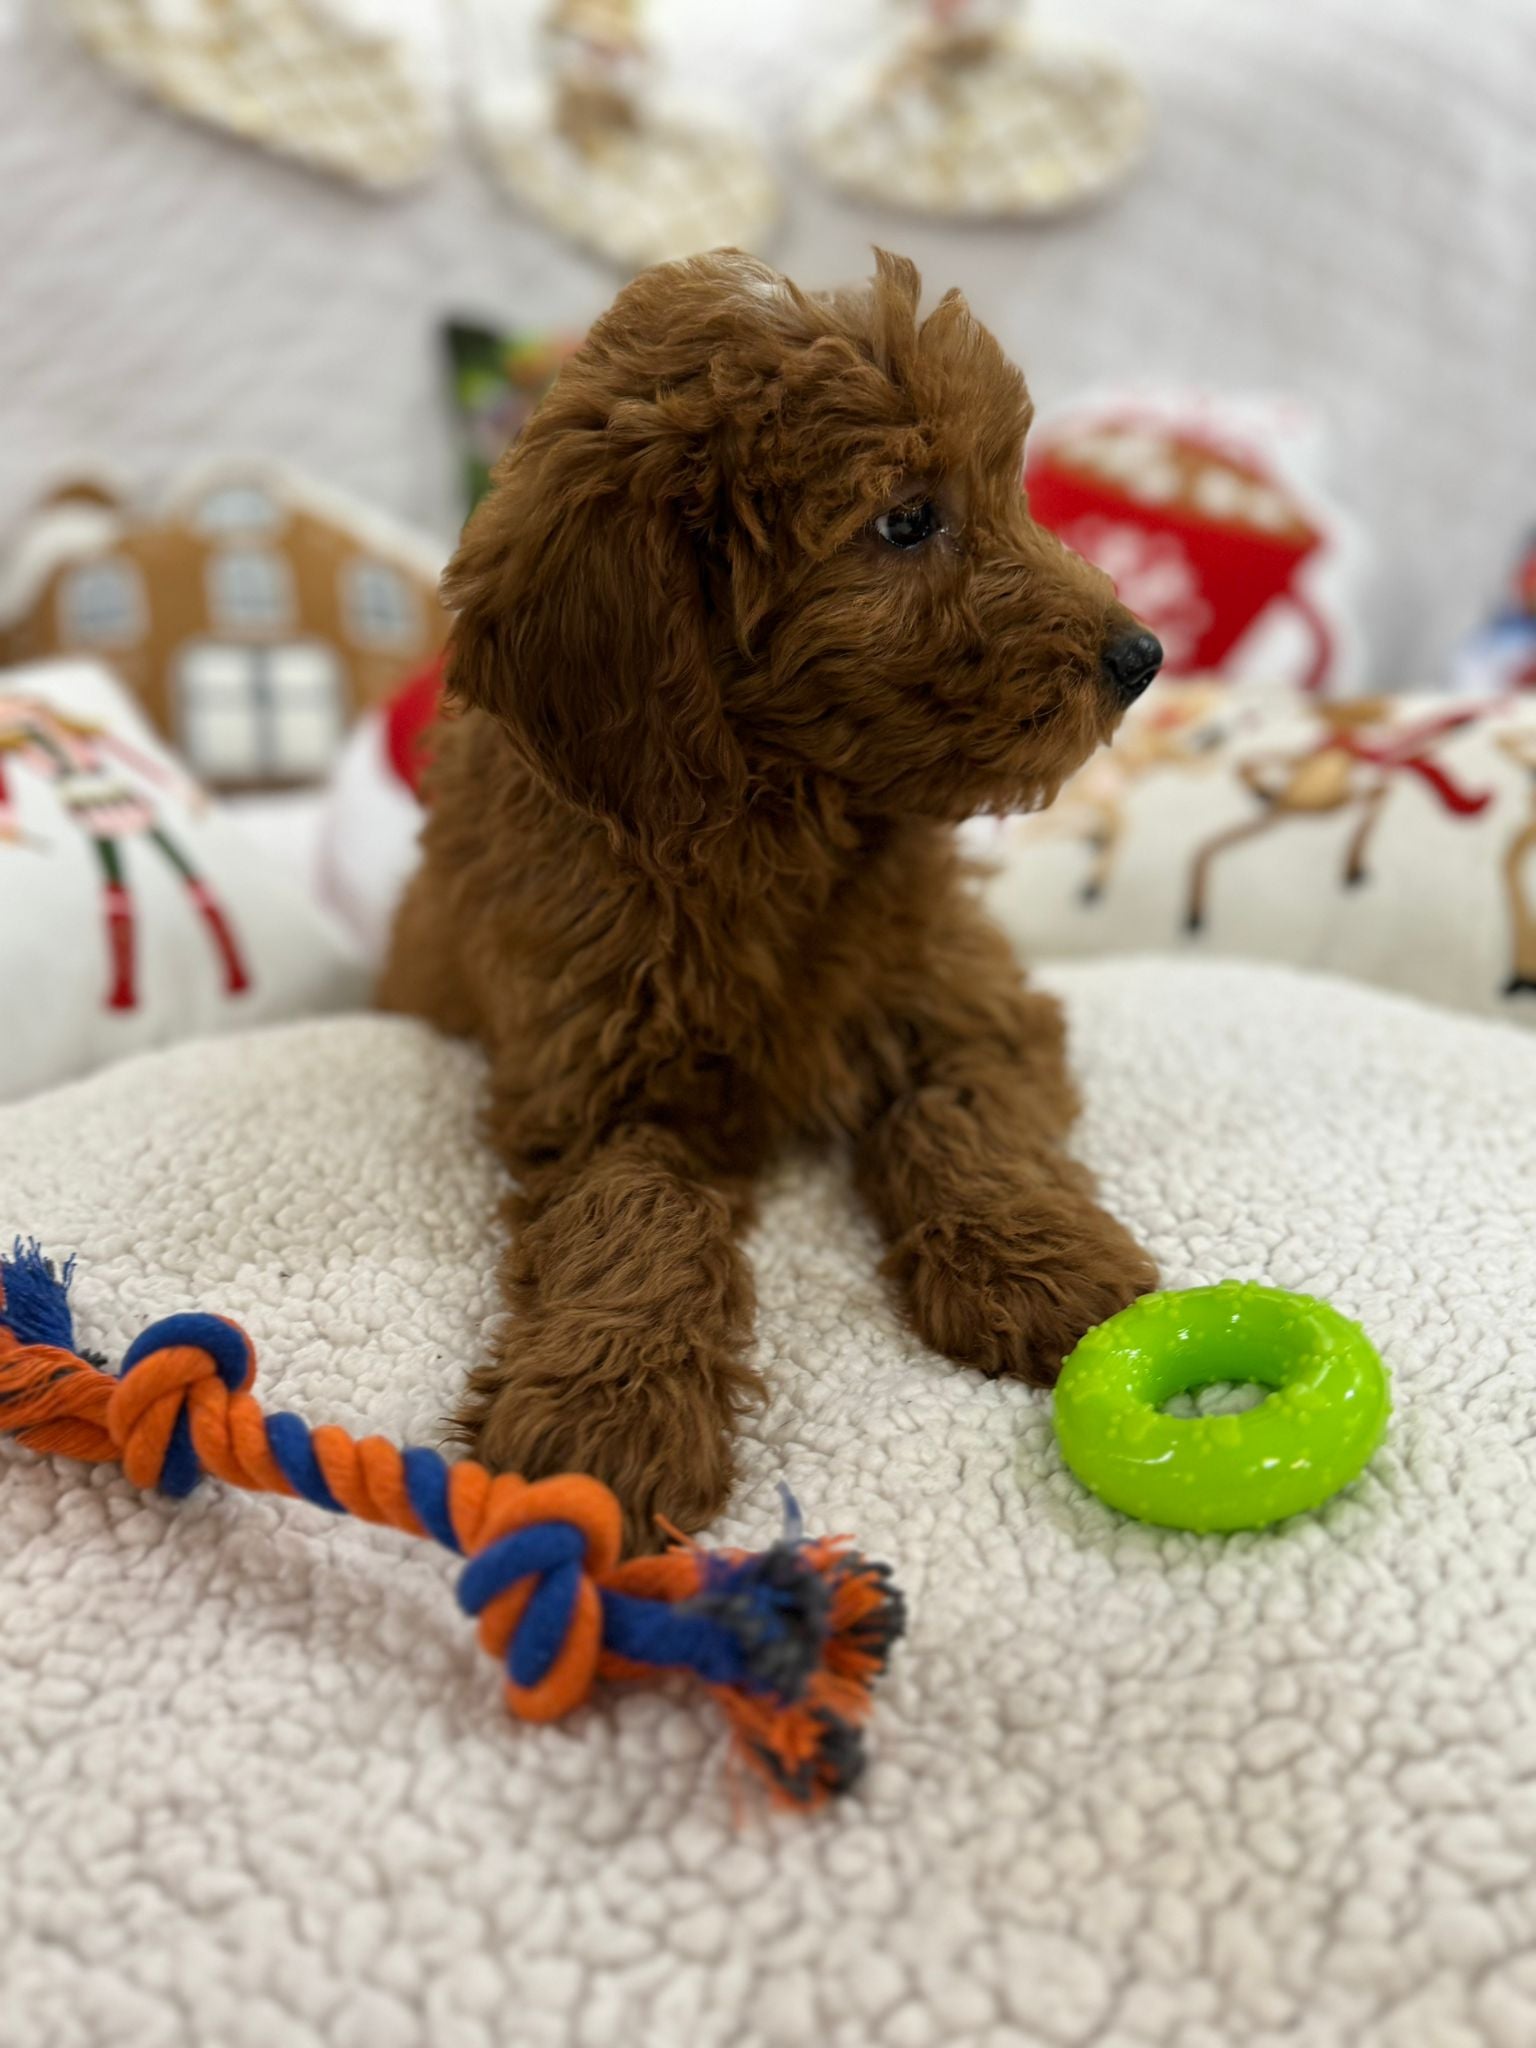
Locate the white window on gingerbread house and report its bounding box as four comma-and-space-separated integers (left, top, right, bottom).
193, 484, 282, 537
343, 557, 420, 651
175, 639, 344, 785
58, 557, 146, 648
207, 549, 294, 635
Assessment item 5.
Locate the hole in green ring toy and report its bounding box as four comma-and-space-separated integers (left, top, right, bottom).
1047, 1281, 1392, 1534
1160, 1381, 1268, 1418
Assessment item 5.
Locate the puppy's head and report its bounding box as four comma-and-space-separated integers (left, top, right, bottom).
446, 249, 1159, 866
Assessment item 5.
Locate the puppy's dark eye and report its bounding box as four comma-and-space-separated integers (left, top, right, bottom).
874, 501, 939, 549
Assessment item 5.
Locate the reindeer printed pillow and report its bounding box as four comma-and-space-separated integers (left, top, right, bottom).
0, 660, 366, 1102
970, 682, 1536, 1027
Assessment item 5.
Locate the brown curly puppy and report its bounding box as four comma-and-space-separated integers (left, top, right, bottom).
379, 249, 1161, 1549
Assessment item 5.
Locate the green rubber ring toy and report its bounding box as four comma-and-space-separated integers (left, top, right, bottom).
1051, 1282, 1391, 1532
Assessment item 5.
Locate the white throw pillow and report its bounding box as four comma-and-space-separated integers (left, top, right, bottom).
317, 700, 428, 966
318, 672, 1536, 1036
970, 682, 1536, 1027
0, 659, 367, 1100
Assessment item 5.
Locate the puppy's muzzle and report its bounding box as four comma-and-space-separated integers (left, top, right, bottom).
1101, 630, 1164, 704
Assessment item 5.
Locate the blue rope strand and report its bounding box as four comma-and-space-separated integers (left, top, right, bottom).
157, 1408, 203, 1499
123, 1313, 252, 1388
457, 1524, 592, 1687
402, 1446, 460, 1554
509, 1560, 583, 1688
265, 1411, 346, 1514
457, 1521, 586, 1615
600, 1589, 753, 1689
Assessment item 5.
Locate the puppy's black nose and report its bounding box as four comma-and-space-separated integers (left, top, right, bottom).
1101, 629, 1163, 702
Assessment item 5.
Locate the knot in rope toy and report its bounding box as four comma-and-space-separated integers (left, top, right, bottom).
0, 1243, 904, 1808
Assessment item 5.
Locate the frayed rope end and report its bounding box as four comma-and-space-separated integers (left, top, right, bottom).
0, 1239, 79, 1353
683, 1532, 906, 1808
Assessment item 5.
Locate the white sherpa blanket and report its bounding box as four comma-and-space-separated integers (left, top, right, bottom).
4, 959, 1536, 2048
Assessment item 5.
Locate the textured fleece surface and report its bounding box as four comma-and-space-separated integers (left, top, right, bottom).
3, 959, 1536, 2048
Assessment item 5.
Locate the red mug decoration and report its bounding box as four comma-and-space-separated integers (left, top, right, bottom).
1027, 415, 1337, 693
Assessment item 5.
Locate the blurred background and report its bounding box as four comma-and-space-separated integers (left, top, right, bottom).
3, 0, 1534, 665
1, 0, 1534, 1101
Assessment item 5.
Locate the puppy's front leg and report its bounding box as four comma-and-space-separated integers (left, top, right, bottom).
457, 1125, 763, 1552
855, 982, 1156, 1384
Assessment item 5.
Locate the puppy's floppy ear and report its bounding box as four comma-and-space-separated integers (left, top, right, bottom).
442, 407, 745, 873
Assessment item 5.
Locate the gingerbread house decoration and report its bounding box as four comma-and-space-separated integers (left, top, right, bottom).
0, 467, 448, 789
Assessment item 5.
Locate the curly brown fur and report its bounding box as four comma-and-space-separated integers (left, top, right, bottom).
379, 249, 1159, 1550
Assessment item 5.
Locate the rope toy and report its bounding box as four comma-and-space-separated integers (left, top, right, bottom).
0, 1243, 904, 1808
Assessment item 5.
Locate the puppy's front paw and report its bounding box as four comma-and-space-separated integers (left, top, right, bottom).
453, 1315, 755, 1553
886, 1188, 1157, 1386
